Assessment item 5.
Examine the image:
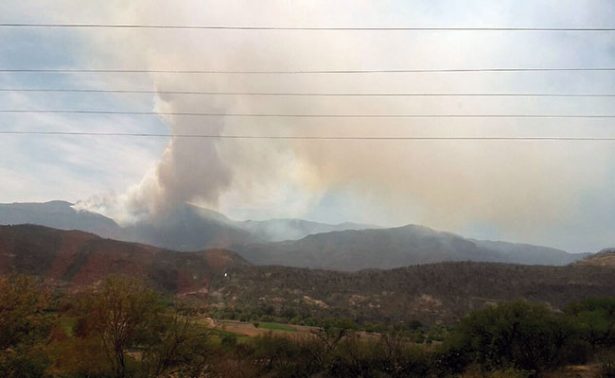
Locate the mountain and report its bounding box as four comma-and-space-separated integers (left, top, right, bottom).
236, 225, 586, 271
0, 201, 122, 239
122, 204, 257, 250
238, 218, 377, 241
113, 205, 377, 251
0, 224, 247, 295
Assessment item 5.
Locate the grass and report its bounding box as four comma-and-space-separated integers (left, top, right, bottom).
58, 316, 77, 337
257, 322, 297, 333
209, 328, 250, 344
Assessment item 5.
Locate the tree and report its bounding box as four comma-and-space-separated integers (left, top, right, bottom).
140, 310, 210, 377
0, 275, 51, 350
0, 275, 52, 377
78, 276, 161, 378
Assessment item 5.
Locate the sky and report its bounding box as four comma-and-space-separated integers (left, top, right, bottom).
1, 0, 614, 252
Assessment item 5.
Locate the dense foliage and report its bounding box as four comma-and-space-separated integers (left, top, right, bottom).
1, 275, 615, 377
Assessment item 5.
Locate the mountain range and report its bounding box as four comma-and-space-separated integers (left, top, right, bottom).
0, 200, 590, 270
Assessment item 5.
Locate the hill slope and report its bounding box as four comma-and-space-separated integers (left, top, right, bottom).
0, 224, 247, 295
0, 226, 612, 324
238, 218, 377, 242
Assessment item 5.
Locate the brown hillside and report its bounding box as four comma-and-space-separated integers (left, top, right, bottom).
0, 225, 248, 295
575, 249, 615, 267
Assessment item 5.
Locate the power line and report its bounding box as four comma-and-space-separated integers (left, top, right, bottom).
1, 23, 614, 31
1, 110, 615, 119
2, 88, 615, 98
1, 130, 614, 141
1, 67, 615, 74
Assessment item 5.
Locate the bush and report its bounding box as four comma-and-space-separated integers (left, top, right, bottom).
0, 346, 49, 378
566, 298, 615, 349
448, 301, 583, 373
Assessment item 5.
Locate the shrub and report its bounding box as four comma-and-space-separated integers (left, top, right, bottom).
449, 301, 582, 373
566, 298, 615, 349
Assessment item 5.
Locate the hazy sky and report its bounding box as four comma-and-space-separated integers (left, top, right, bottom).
1, 0, 614, 252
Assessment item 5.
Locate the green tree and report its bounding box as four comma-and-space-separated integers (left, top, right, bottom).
78, 276, 161, 378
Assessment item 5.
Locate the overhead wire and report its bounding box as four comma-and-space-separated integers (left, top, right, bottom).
2, 23, 614, 141
1, 88, 615, 97
1, 23, 615, 31
1, 67, 615, 74
1, 110, 614, 118
1, 130, 614, 141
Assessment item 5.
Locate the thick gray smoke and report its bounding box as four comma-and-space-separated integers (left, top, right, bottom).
54, 0, 615, 250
